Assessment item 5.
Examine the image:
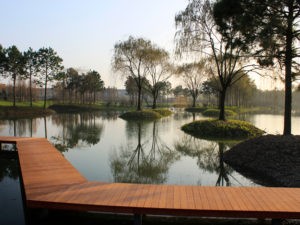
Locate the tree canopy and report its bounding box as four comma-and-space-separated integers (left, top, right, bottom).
113, 36, 171, 110
175, 0, 259, 120
214, 0, 300, 134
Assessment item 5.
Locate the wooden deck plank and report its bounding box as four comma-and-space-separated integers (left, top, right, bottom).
165, 185, 174, 209
185, 185, 196, 210
192, 186, 203, 209
1, 136, 300, 220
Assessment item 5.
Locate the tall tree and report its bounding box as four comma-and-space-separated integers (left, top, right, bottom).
0, 45, 6, 72
176, 61, 207, 107
144, 47, 172, 109
23, 48, 39, 107
85, 70, 104, 104
36, 47, 63, 109
125, 76, 139, 106
66, 68, 80, 103
175, 0, 259, 120
54, 71, 67, 103
112, 36, 153, 111
214, 0, 300, 135
2, 45, 24, 107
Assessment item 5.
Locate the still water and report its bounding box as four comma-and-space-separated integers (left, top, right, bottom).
1, 110, 300, 186
0, 110, 300, 224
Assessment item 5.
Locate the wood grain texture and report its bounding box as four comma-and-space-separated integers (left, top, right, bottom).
1, 136, 299, 219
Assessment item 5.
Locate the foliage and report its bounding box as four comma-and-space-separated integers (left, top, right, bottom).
172, 85, 189, 97
124, 75, 149, 107
176, 60, 207, 107
175, 0, 260, 120
55, 68, 104, 104
214, 0, 300, 135
112, 36, 152, 111
202, 109, 236, 117
36, 47, 63, 109
143, 46, 172, 109
181, 119, 264, 139
23, 47, 39, 107
1, 45, 25, 106
119, 110, 162, 120
152, 108, 172, 117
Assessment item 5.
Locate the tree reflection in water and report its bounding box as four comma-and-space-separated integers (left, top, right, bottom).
175, 135, 239, 186
0, 157, 19, 181
110, 121, 180, 184
51, 112, 104, 152
7, 118, 37, 137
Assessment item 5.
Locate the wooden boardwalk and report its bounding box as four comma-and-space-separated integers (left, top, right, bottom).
1, 136, 299, 224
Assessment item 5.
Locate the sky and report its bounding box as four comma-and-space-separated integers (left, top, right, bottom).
0, 0, 188, 88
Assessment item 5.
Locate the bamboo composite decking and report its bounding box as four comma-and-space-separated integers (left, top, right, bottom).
0, 136, 299, 222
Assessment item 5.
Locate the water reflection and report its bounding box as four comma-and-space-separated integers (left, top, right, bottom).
110, 121, 180, 184
51, 113, 104, 152
7, 119, 38, 137
175, 135, 238, 186
0, 156, 19, 181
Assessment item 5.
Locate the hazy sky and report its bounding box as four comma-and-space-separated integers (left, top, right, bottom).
0, 0, 188, 88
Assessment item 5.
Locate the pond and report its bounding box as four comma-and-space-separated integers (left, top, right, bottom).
1, 109, 300, 224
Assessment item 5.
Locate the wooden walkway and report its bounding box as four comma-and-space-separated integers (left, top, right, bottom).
1, 136, 299, 224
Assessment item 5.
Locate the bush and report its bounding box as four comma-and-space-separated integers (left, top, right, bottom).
181, 119, 264, 140
202, 109, 236, 117
152, 108, 172, 117
185, 107, 207, 113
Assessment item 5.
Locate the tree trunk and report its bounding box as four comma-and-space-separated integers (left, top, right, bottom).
152, 90, 158, 109
219, 89, 226, 121
44, 76, 48, 109
137, 85, 142, 111
43, 66, 48, 109
283, 1, 293, 135
29, 71, 32, 107
192, 95, 196, 108
13, 74, 16, 107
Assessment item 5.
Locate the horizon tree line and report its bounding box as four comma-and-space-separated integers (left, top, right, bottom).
0, 45, 105, 107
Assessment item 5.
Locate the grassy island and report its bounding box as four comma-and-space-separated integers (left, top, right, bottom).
181, 119, 264, 139
119, 108, 172, 120
202, 109, 236, 117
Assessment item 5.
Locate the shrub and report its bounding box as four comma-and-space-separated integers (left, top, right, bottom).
152, 108, 172, 117
202, 109, 236, 117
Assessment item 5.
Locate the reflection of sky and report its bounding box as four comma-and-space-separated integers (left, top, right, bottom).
249, 114, 300, 135
0, 176, 25, 225
0, 112, 299, 186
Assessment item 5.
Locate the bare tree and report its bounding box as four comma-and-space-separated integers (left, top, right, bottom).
176, 60, 207, 107
112, 36, 152, 111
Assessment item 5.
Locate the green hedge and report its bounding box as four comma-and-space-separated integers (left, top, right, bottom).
182, 119, 264, 139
